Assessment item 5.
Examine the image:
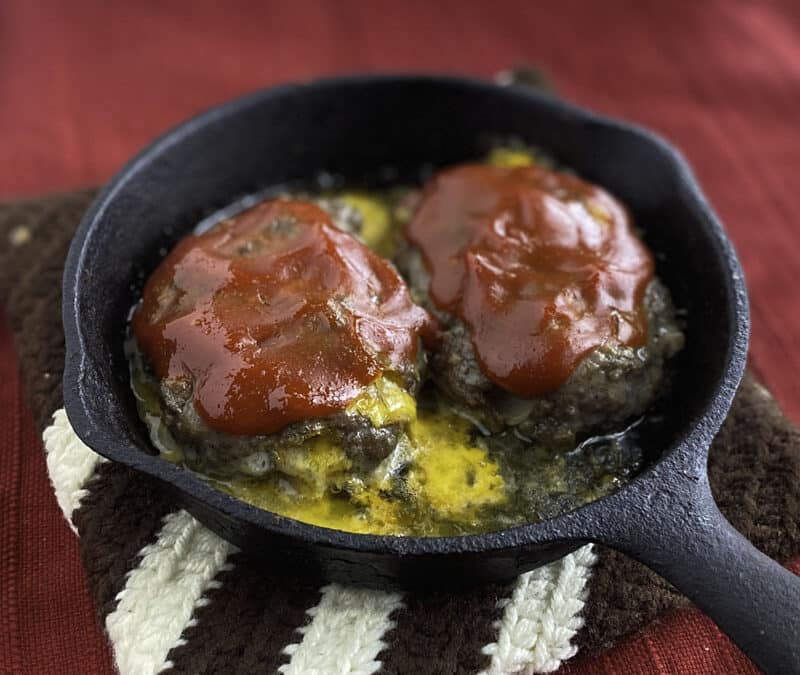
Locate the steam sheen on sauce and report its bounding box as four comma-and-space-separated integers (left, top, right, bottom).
405, 164, 655, 397
132, 199, 434, 435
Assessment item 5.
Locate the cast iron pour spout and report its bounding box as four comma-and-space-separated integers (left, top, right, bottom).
62, 74, 800, 673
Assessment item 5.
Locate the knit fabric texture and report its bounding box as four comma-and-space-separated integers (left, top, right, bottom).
2, 191, 799, 674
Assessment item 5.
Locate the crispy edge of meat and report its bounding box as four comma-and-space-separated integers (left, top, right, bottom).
130, 338, 426, 479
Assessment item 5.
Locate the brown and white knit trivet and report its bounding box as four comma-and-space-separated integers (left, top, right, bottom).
3, 191, 800, 675
45, 407, 595, 674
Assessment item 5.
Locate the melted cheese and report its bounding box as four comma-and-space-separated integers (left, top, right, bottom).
272, 436, 352, 498
406, 414, 506, 520
216, 378, 507, 536
347, 375, 416, 427
338, 191, 394, 256
486, 146, 536, 168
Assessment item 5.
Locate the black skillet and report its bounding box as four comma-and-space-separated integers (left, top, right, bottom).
62, 75, 799, 673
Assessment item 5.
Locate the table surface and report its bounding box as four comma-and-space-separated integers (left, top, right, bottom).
1, 1, 798, 673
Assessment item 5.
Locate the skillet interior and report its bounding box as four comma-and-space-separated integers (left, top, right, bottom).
63, 75, 746, 588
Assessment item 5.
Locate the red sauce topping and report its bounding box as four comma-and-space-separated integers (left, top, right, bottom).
405, 164, 654, 397
132, 199, 434, 435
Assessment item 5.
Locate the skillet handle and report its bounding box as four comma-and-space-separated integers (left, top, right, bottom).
596, 477, 800, 674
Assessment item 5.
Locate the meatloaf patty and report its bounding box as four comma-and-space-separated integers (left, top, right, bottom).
396, 228, 684, 448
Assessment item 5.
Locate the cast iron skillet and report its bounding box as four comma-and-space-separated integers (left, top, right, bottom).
63, 75, 799, 673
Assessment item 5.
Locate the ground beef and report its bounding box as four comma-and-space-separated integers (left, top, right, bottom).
147, 366, 407, 478
131, 194, 426, 480
396, 244, 684, 447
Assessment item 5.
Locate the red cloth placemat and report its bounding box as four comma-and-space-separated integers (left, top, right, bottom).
2, 1, 800, 673
0, 317, 112, 673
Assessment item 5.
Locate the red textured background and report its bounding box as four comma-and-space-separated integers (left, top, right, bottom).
1, 1, 799, 673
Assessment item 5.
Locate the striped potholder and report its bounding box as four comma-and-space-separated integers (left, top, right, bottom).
3, 191, 800, 674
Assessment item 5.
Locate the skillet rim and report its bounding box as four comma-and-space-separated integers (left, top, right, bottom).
62, 72, 750, 556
